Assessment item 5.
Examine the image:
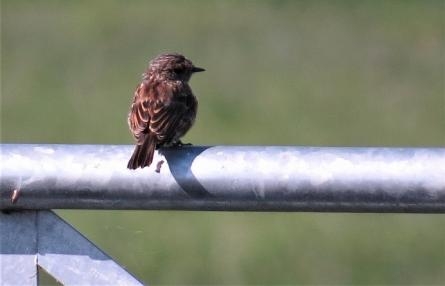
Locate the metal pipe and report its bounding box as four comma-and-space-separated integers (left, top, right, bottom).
1, 144, 444, 212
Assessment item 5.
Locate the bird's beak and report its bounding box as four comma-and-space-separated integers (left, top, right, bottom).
192, 66, 205, 73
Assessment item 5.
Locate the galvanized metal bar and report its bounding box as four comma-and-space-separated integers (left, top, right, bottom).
1, 144, 444, 213
0, 211, 38, 286
0, 210, 143, 285
36, 210, 143, 285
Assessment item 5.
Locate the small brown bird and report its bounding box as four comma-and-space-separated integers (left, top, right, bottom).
127, 53, 205, 169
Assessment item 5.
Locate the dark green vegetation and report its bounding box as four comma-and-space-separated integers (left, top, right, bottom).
2, 1, 444, 284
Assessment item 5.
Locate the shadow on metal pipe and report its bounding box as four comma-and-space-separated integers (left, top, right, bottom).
159, 146, 214, 199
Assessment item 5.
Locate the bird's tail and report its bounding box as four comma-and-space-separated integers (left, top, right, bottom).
127, 134, 156, 169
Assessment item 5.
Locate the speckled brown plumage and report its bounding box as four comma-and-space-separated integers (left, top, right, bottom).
127, 53, 204, 169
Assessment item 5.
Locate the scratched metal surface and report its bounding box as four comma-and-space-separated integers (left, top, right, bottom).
1, 144, 444, 212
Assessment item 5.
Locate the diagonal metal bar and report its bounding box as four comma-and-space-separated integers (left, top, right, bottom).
0, 210, 143, 285
1, 144, 444, 213
36, 210, 143, 285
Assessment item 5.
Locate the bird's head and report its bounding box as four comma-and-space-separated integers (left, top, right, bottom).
146, 53, 205, 82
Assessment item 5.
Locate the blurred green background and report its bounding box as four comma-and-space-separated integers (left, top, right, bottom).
2, 1, 445, 285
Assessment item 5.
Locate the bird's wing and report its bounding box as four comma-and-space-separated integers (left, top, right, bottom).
149, 99, 188, 141
128, 85, 151, 143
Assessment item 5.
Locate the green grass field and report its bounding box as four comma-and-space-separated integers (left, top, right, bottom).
2, 1, 445, 284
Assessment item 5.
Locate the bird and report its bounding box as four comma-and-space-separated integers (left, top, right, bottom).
127, 53, 205, 169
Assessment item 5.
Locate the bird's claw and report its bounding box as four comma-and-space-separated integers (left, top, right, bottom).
160, 140, 192, 148
173, 140, 192, 147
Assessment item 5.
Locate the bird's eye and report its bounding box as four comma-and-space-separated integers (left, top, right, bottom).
173, 68, 182, 74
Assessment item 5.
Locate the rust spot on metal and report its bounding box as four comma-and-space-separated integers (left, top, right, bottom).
11, 189, 20, 204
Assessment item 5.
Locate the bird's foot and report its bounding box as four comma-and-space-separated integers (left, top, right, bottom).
173, 140, 192, 147
159, 140, 193, 149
